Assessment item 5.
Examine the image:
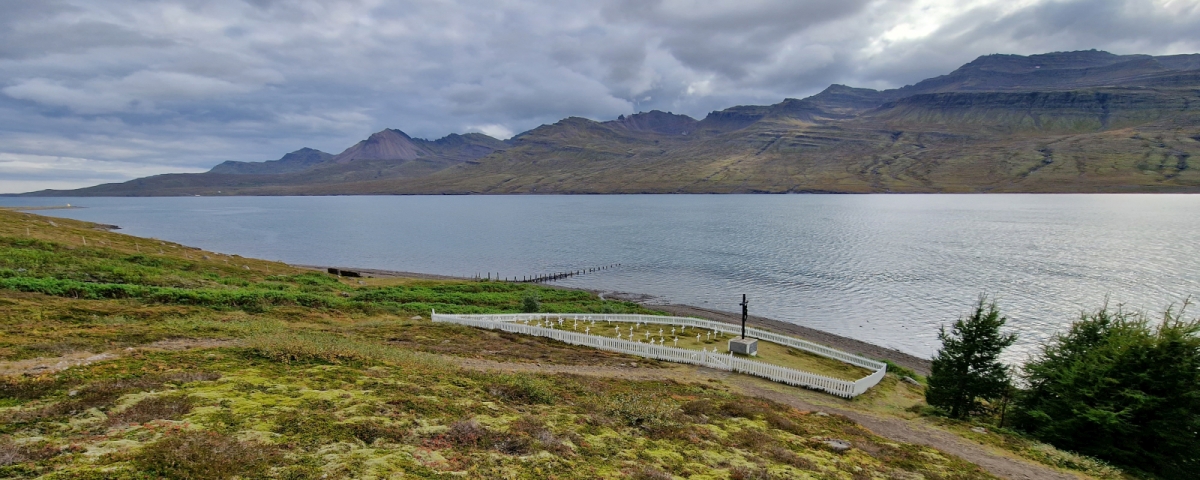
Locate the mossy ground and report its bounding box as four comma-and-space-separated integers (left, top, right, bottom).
0, 209, 1114, 478
2, 347, 998, 479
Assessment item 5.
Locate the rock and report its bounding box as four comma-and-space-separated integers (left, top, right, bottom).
823, 439, 852, 453
814, 411, 829, 417
970, 427, 988, 434
410, 316, 423, 320
902, 376, 921, 386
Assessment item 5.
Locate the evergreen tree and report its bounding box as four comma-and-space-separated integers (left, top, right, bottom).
1015, 305, 1200, 479
925, 297, 1017, 419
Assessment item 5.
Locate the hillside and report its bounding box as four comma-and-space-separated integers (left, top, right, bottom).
0, 209, 1125, 478
20, 49, 1200, 196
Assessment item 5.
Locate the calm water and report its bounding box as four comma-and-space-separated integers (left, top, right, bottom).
3, 194, 1198, 360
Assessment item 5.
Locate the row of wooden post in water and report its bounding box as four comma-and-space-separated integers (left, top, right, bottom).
474, 264, 621, 283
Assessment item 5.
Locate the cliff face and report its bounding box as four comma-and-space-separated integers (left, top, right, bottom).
871, 89, 1200, 132
20, 49, 1200, 196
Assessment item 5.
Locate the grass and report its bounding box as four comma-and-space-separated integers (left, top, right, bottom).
538, 317, 872, 379
0, 209, 1121, 478
1, 349, 995, 479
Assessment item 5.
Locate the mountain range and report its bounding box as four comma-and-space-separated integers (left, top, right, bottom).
21, 50, 1200, 195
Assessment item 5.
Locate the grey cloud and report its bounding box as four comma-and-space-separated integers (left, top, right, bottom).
0, 0, 1198, 193
604, 0, 875, 78
0, 21, 169, 60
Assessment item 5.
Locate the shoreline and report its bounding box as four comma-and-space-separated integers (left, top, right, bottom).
295, 264, 932, 375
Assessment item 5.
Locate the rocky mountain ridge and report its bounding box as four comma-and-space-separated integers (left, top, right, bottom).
18, 49, 1200, 196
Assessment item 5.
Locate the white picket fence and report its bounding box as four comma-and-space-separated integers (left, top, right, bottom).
431, 311, 887, 398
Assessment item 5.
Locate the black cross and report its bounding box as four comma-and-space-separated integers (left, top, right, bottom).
739, 294, 749, 339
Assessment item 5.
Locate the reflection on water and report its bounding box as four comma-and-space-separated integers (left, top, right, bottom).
4, 194, 1197, 360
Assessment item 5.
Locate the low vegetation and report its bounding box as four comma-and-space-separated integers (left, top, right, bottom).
1, 209, 1004, 478
923, 296, 1199, 480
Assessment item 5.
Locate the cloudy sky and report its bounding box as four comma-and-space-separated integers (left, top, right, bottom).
2, 0, 1199, 193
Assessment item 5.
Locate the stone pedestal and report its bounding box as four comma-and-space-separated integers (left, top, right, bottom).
728, 337, 758, 355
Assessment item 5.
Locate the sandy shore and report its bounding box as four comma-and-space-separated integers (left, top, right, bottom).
295, 264, 932, 375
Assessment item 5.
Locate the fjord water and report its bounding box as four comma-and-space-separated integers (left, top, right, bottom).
5, 194, 1197, 360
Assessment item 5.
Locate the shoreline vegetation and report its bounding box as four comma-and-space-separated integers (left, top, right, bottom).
0, 209, 1137, 479
295, 264, 934, 376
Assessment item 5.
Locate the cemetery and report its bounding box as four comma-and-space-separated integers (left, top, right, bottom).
432, 311, 888, 398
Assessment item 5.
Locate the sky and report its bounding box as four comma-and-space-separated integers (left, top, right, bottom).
2, 0, 1199, 193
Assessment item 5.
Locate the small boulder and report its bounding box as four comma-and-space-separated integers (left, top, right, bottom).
970, 427, 988, 434
823, 439, 852, 453
902, 376, 921, 386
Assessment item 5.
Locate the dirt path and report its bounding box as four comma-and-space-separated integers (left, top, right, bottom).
0, 339, 237, 377
453, 357, 1080, 480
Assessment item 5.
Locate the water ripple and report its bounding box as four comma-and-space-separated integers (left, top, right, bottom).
5, 194, 1199, 360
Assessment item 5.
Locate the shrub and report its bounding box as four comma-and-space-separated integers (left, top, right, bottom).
0, 437, 60, 466
520, 290, 541, 313
445, 419, 490, 448
601, 393, 676, 427
729, 465, 772, 480
0, 377, 62, 403
132, 430, 279, 479
245, 330, 430, 367
272, 411, 350, 447
766, 446, 815, 470
107, 394, 194, 426
485, 374, 556, 405
1015, 304, 1200, 478
926, 297, 1016, 419
880, 360, 918, 381
346, 420, 408, 444
630, 466, 673, 480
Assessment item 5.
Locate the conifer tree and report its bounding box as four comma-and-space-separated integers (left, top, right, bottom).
925, 297, 1017, 419
1015, 305, 1200, 478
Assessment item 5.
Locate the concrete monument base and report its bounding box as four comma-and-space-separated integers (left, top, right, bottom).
728, 337, 758, 355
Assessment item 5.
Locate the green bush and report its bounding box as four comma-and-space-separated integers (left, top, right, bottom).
521, 290, 541, 313
1014, 305, 1200, 479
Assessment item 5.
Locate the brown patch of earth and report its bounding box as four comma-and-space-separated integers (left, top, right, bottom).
0, 338, 237, 377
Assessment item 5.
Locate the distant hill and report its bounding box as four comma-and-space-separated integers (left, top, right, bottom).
208, 148, 333, 175
20, 50, 1200, 196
